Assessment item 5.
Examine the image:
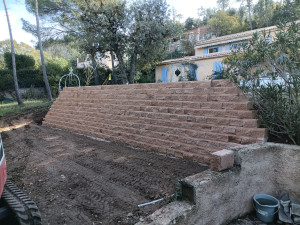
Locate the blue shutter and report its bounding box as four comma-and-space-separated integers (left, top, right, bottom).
213, 62, 223, 72
189, 65, 196, 81
268, 36, 272, 43
226, 44, 230, 51
161, 68, 168, 82
195, 67, 198, 80
218, 46, 222, 52
204, 48, 208, 54
213, 62, 223, 79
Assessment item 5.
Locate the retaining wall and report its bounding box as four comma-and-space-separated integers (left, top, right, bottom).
44, 80, 266, 166
136, 143, 300, 225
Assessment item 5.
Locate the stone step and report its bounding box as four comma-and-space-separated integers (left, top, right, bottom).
45, 108, 265, 140
59, 92, 247, 102
47, 105, 258, 129
45, 114, 240, 150
61, 86, 242, 96
51, 103, 256, 120
44, 118, 215, 164
49, 112, 261, 144
60, 91, 248, 102
56, 98, 254, 110
63, 79, 234, 92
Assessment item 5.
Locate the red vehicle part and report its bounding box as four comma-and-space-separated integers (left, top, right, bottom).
0, 134, 41, 224
0, 137, 7, 197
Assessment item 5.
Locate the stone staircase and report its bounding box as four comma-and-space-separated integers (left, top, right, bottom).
43, 79, 267, 165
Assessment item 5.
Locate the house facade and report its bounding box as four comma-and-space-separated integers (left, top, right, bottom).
168, 25, 209, 53
77, 52, 119, 70
156, 25, 277, 83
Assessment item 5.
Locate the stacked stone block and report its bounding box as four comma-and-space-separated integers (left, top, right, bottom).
44, 80, 267, 166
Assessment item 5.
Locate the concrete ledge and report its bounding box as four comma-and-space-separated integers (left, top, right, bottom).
138, 143, 300, 225
135, 201, 193, 225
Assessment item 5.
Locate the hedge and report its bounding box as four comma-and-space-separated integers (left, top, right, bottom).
0, 69, 44, 90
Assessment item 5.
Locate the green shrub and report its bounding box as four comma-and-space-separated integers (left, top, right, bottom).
4, 52, 35, 69
0, 69, 43, 90
224, 21, 300, 145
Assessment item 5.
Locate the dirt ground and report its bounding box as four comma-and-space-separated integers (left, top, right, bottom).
0, 109, 207, 225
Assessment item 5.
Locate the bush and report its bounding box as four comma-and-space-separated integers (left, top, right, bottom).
0, 55, 70, 97
0, 69, 43, 91
224, 21, 300, 145
4, 52, 35, 69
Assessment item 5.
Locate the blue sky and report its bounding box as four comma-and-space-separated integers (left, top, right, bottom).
0, 0, 36, 46
0, 0, 248, 47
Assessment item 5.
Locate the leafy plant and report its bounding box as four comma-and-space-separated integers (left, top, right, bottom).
224, 21, 300, 145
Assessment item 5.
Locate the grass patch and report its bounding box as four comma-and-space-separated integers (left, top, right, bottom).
0, 100, 52, 117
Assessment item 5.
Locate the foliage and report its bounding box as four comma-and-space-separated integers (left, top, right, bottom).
208, 11, 247, 36
217, 0, 230, 10
184, 17, 199, 30
0, 54, 4, 69
23, 0, 172, 85
270, 0, 300, 25
41, 37, 84, 66
4, 52, 35, 70
0, 69, 43, 90
253, 0, 275, 28
224, 21, 300, 145
197, 7, 217, 25
0, 55, 69, 96
164, 48, 185, 60
0, 40, 40, 67
0, 100, 52, 117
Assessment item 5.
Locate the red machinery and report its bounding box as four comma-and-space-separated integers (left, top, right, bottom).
0, 135, 7, 198
0, 134, 41, 224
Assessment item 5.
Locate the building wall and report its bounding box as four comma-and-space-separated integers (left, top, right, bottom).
155, 56, 225, 82
195, 43, 229, 56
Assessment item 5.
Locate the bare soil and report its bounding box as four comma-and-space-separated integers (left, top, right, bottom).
1, 110, 207, 225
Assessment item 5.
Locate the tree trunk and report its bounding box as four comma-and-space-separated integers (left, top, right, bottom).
3, 0, 23, 105
265, 0, 268, 27
35, 0, 52, 101
91, 53, 99, 85
129, 51, 137, 84
110, 51, 117, 84
115, 49, 128, 84
247, 0, 253, 30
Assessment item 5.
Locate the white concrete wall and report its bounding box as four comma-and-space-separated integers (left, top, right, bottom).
137, 143, 300, 225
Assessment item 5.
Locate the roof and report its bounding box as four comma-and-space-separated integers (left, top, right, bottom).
158, 51, 232, 66
195, 25, 278, 48
195, 20, 300, 48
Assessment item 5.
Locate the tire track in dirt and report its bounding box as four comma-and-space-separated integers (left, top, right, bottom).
3, 122, 207, 224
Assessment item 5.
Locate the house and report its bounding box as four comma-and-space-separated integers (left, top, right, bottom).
77, 52, 118, 70
156, 24, 278, 83
168, 25, 209, 53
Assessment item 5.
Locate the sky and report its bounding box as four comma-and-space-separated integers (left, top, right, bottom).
0, 0, 246, 47
0, 0, 36, 46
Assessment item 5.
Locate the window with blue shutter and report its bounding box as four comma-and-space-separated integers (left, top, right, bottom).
268, 36, 272, 43
189, 65, 197, 81
208, 45, 222, 54
226, 44, 230, 51
161, 68, 168, 82
204, 48, 208, 54
213, 62, 223, 79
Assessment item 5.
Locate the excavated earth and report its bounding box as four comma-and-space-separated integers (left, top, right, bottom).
0, 109, 207, 225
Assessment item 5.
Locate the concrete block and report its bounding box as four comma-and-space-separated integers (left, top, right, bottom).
210, 149, 234, 171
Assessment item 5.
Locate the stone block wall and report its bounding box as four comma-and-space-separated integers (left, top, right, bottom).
44, 80, 266, 165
